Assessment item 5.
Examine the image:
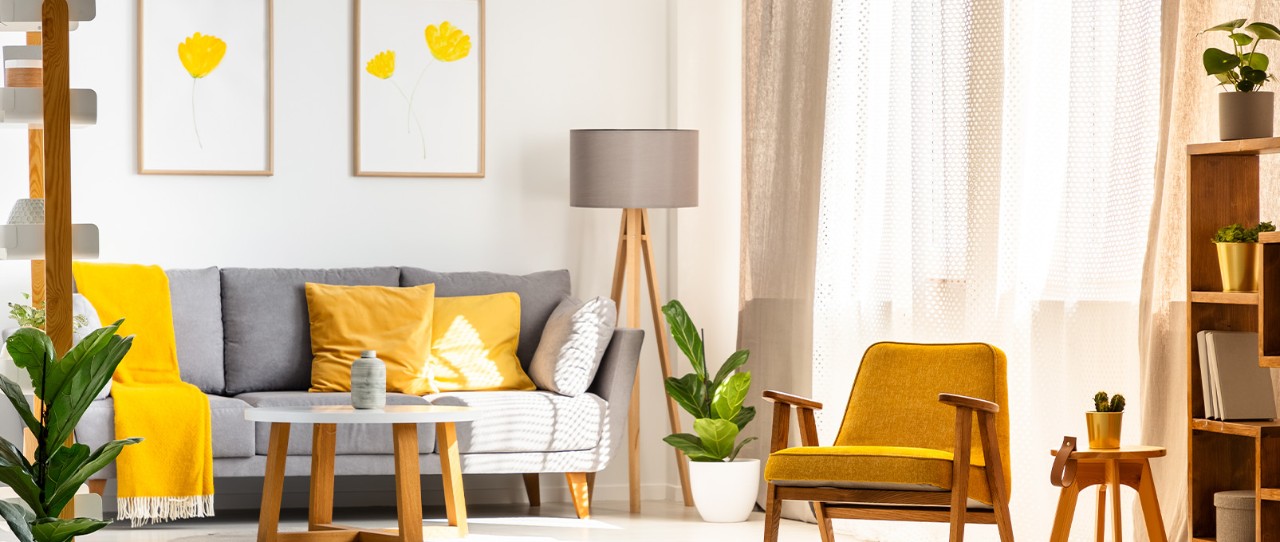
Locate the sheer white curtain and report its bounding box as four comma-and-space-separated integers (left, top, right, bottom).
813, 0, 1161, 539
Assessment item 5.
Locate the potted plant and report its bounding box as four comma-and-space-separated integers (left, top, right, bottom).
0, 320, 140, 542
1203, 19, 1280, 140
1213, 221, 1274, 292
660, 300, 758, 523
1087, 391, 1126, 449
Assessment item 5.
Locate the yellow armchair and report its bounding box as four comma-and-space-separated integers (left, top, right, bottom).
762, 342, 1014, 542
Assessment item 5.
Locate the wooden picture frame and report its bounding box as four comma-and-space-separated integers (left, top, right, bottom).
137, 0, 274, 176
354, 0, 485, 178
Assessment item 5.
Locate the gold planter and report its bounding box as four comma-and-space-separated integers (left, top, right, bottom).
1086, 412, 1122, 449
1216, 242, 1260, 292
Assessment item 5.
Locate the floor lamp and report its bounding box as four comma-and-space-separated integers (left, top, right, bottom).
570, 129, 698, 513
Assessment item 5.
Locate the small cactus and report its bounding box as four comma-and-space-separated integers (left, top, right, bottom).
1093, 391, 1126, 412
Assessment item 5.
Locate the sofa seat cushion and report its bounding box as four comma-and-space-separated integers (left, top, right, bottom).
76, 395, 255, 459
764, 445, 996, 505
425, 391, 605, 453
237, 392, 436, 455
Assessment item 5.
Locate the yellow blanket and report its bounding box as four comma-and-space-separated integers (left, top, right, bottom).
72, 263, 214, 526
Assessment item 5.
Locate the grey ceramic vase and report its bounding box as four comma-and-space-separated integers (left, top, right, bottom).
350, 350, 386, 409
1220, 91, 1274, 141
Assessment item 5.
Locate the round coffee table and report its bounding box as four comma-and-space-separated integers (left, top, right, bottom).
245, 405, 481, 542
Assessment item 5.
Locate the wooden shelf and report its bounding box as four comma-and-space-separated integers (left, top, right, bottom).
1261, 231, 1280, 244
1189, 137, 1280, 156
1190, 291, 1259, 305
1261, 488, 1280, 501
1262, 356, 1280, 368
1192, 538, 1217, 542
1192, 418, 1280, 438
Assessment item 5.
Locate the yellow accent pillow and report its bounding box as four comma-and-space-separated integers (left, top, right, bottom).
427, 293, 535, 392
306, 282, 436, 395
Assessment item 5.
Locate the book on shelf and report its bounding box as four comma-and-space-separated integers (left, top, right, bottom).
1199, 330, 1277, 421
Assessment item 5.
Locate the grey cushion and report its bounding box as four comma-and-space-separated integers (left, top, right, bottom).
76, 394, 256, 459
529, 296, 616, 396
425, 391, 605, 453
167, 268, 225, 394
236, 391, 436, 455
221, 267, 400, 394
400, 268, 570, 369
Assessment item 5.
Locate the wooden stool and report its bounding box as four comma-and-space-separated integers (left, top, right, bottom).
1049, 444, 1167, 542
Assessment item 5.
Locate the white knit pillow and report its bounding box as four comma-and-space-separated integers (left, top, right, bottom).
529, 296, 617, 396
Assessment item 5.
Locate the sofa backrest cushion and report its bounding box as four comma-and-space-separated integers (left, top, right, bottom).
167, 268, 225, 394
221, 267, 400, 394
400, 268, 570, 370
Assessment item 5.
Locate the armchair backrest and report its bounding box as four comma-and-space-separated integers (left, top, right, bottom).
835, 342, 1010, 477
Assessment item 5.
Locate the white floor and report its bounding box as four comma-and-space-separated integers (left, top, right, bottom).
88, 500, 856, 542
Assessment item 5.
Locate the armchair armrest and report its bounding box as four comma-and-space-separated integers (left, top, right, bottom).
938, 393, 999, 413
763, 390, 823, 410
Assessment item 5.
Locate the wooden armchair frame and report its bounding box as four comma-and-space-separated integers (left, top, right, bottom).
761, 390, 1014, 542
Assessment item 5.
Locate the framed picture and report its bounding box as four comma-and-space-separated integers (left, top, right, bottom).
138, 0, 274, 176
355, 0, 485, 178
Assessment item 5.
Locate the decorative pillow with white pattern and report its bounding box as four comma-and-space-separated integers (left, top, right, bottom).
528, 296, 617, 396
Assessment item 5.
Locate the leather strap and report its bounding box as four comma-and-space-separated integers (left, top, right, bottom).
1050, 436, 1078, 488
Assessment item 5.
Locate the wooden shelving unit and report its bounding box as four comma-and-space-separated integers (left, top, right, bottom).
1187, 137, 1280, 540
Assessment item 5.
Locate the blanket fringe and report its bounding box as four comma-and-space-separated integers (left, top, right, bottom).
117, 495, 215, 527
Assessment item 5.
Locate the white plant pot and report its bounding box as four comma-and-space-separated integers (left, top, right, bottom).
688, 458, 760, 523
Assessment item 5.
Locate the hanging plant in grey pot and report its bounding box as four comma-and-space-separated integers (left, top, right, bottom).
1204, 19, 1280, 140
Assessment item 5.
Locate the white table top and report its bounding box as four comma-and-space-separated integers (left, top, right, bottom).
244, 405, 481, 424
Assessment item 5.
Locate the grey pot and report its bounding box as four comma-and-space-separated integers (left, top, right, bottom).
1220, 91, 1274, 141
350, 350, 386, 409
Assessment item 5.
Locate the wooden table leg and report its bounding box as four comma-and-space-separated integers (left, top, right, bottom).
393, 423, 424, 542
1050, 482, 1081, 542
1095, 484, 1107, 542
309, 424, 336, 530
258, 422, 290, 542
1137, 459, 1168, 542
1107, 459, 1123, 542
437, 421, 468, 537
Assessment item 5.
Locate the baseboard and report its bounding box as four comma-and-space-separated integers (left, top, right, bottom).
96, 475, 678, 512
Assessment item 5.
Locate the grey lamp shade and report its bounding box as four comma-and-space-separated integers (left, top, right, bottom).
570, 129, 698, 209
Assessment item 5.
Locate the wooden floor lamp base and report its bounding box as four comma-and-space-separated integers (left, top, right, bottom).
611, 208, 694, 512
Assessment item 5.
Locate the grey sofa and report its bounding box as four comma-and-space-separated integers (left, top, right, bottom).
74, 267, 642, 518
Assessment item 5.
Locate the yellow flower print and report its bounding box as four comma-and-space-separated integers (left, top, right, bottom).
366, 50, 396, 80
424, 21, 471, 62
178, 32, 226, 79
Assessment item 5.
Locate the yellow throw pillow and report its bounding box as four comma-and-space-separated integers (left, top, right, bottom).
428, 292, 535, 392
306, 282, 436, 396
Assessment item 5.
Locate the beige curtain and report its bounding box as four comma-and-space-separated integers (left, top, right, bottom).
739, 0, 832, 508
1141, 1, 1277, 541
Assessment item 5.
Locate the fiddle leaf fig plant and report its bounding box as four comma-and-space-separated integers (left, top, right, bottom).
1203, 19, 1280, 92
661, 300, 756, 462
0, 320, 141, 542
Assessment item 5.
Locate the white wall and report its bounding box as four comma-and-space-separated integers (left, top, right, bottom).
0, 0, 730, 508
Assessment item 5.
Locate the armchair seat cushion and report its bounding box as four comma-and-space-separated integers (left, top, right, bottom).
765, 445, 996, 505
425, 391, 606, 453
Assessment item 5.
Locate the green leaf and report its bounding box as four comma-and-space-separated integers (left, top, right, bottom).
0, 465, 43, 518
1205, 47, 1242, 75
661, 300, 706, 381
1233, 32, 1256, 46
712, 350, 750, 388
1247, 22, 1280, 41
663, 433, 717, 462
43, 443, 89, 514
729, 436, 757, 462
1204, 19, 1248, 33
731, 405, 757, 431
30, 517, 109, 542
1245, 52, 1271, 72
1243, 66, 1269, 83
712, 372, 751, 421
664, 374, 709, 421
42, 325, 132, 450
0, 376, 39, 437
7, 328, 54, 399
0, 500, 35, 542
693, 418, 739, 461
46, 438, 140, 516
